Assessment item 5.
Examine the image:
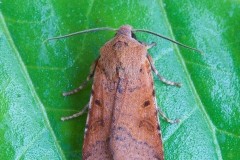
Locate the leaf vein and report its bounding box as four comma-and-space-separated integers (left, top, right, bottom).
16, 128, 47, 159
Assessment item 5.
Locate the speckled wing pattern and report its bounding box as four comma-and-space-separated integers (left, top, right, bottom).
82, 26, 163, 160
82, 64, 115, 159
109, 58, 163, 160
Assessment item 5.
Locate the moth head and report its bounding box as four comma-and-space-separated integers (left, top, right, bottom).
117, 25, 133, 37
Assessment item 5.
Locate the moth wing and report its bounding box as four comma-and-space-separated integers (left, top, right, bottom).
82, 65, 114, 160
109, 57, 164, 160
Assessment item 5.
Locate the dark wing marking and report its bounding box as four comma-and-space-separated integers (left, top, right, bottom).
109, 58, 164, 160
82, 65, 116, 160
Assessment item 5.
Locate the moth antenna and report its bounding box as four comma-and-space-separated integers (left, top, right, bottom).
44, 27, 117, 43
133, 29, 203, 54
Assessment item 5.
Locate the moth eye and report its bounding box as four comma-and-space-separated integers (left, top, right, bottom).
142, 100, 150, 108
131, 32, 137, 39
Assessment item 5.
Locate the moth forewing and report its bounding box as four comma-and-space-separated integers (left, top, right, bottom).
82, 25, 164, 159
52, 25, 202, 160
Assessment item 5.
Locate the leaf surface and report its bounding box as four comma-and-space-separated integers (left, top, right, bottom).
0, 0, 239, 159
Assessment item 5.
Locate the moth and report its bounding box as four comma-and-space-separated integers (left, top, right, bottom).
47, 25, 201, 160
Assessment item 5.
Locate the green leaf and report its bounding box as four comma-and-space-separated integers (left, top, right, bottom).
0, 0, 239, 159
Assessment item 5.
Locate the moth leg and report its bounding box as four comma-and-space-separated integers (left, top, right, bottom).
141, 42, 157, 49
62, 58, 99, 96
146, 42, 157, 49
61, 103, 89, 121
157, 107, 180, 124
147, 54, 181, 87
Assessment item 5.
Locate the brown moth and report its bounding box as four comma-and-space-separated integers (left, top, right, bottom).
83, 26, 165, 159
48, 25, 201, 160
